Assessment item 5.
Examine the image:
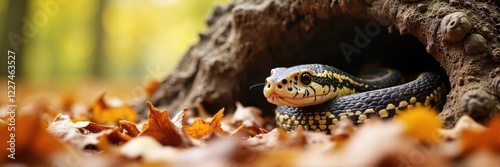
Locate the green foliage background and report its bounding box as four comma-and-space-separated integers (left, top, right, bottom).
1, 0, 227, 90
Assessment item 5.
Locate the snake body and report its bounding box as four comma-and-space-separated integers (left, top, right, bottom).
263, 64, 446, 132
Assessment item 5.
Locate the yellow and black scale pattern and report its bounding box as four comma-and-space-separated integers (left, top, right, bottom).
264, 64, 446, 132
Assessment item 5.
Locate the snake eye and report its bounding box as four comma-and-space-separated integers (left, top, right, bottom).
300, 72, 312, 85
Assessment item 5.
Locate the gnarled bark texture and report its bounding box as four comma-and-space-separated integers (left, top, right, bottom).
142, 0, 500, 127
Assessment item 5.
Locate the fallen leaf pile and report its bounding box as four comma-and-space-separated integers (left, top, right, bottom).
1, 93, 500, 166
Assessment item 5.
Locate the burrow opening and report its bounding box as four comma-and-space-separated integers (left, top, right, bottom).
242, 16, 450, 116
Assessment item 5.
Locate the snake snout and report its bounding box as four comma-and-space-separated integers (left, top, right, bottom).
264, 79, 285, 97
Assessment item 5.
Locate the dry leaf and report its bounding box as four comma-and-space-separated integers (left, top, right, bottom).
461, 115, 500, 153
247, 128, 298, 149
47, 114, 101, 150
47, 114, 131, 151
395, 107, 442, 143
105, 127, 132, 145
172, 107, 188, 129
231, 102, 264, 135
0, 119, 6, 127
73, 121, 114, 133
140, 101, 189, 147
183, 108, 229, 139
119, 120, 141, 137
1, 109, 66, 164
89, 93, 138, 125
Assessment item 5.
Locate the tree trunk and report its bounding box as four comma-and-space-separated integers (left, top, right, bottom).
141, 0, 500, 128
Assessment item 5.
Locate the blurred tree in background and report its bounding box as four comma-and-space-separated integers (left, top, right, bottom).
0, 0, 227, 94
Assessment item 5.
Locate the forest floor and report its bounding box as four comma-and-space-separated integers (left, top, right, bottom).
1, 79, 499, 166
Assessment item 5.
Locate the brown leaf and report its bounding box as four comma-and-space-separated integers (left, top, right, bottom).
1, 109, 66, 164
73, 121, 114, 133
89, 93, 138, 125
231, 102, 264, 135
119, 120, 141, 137
247, 128, 297, 149
106, 127, 132, 145
140, 101, 188, 147
48, 114, 132, 151
47, 114, 101, 149
0, 119, 6, 127
183, 108, 229, 139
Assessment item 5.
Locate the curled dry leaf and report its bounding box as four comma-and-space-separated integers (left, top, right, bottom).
105, 127, 132, 145
172, 107, 188, 129
231, 102, 264, 135
119, 120, 141, 137
47, 114, 132, 152
140, 101, 190, 147
47, 114, 99, 150
89, 93, 138, 125
183, 108, 229, 139
73, 121, 114, 133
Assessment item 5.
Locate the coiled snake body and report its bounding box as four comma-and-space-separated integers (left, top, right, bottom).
263, 64, 446, 132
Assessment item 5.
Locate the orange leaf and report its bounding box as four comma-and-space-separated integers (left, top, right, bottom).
140, 101, 188, 147
183, 108, 229, 139
106, 127, 132, 145
395, 107, 442, 143
89, 93, 138, 125
0, 119, 6, 127
461, 115, 500, 153
119, 120, 141, 137
1, 109, 66, 164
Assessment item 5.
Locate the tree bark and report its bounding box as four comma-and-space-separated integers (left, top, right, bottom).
141, 0, 500, 128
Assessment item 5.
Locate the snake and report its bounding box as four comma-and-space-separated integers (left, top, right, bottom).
263, 64, 446, 132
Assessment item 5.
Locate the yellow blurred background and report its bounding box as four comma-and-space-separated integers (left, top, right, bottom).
0, 0, 228, 104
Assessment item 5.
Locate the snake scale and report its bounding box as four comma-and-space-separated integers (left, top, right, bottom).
263, 64, 446, 132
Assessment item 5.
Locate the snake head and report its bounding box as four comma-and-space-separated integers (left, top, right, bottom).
264, 64, 344, 107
